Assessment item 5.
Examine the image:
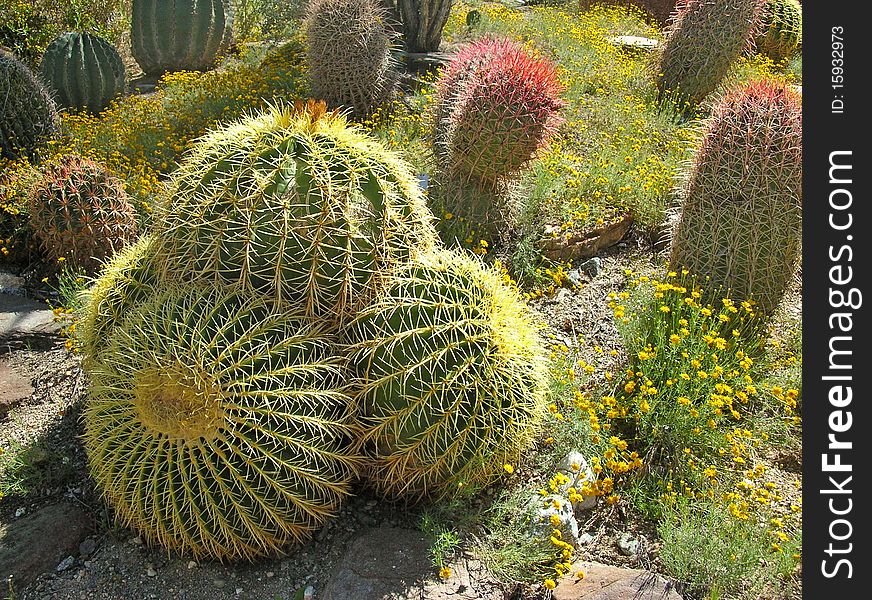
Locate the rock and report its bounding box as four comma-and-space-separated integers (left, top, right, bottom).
0, 501, 91, 588
556, 452, 597, 512
0, 292, 61, 343
0, 357, 33, 419
146, 564, 157, 577
553, 561, 682, 600
578, 533, 594, 545
55, 556, 75, 572
527, 494, 581, 547
78, 537, 97, 559
304, 586, 315, 599
566, 268, 584, 288
617, 532, 641, 557
187, 560, 198, 569
14, 507, 26, 518
609, 35, 661, 54
578, 257, 602, 278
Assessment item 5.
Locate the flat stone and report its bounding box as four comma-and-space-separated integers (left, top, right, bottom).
0, 357, 32, 417
0, 292, 60, 341
554, 561, 682, 600
609, 35, 661, 52
0, 501, 92, 589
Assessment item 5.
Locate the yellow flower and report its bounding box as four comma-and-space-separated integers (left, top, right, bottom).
544, 579, 557, 590
503, 463, 515, 474
439, 566, 452, 579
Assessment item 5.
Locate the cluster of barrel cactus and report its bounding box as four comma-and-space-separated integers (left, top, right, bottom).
656, 0, 765, 107
755, 0, 802, 62
303, 0, 399, 119
669, 79, 802, 317
430, 36, 564, 240
81, 100, 550, 560
0, 50, 59, 160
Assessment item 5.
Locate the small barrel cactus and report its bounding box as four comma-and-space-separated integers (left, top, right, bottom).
756, 0, 802, 62
656, 0, 766, 107
83, 285, 361, 560
154, 100, 436, 324
27, 155, 138, 270
669, 80, 802, 316
131, 0, 234, 76
304, 0, 399, 119
40, 31, 126, 113
79, 234, 160, 364
0, 50, 60, 160
346, 248, 550, 500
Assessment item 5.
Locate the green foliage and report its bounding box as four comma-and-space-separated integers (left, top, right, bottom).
347, 248, 550, 500
231, 0, 307, 42
304, 0, 399, 119
656, 0, 765, 108
83, 284, 362, 561
154, 100, 436, 323
0, 50, 59, 160
669, 80, 802, 317
27, 154, 138, 271
755, 0, 801, 63
40, 31, 126, 113
131, 0, 235, 76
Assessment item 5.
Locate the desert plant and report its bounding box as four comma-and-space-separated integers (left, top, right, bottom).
78, 234, 159, 363
154, 100, 437, 323
0, 49, 60, 160
83, 284, 361, 561
578, 1, 677, 25
131, 0, 234, 76
346, 248, 550, 500
27, 154, 138, 270
397, 0, 454, 52
430, 36, 563, 238
755, 0, 801, 62
304, 0, 399, 119
656, 0, 765, 108
40, 31, 126, 113
669, 80, 802, 317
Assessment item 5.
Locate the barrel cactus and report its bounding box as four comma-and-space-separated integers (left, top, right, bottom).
347, 248, 550, 500
83, 285, 361, 560
656, 0, 765, 108
154, 100, 436, 323
0, 50, 59, 160
27, 155, 138, 270
131, 0, 234, 76
669, 80, 802, 316
40, 31, 126, 113
79, 234, 160, 364
304, 0, 399, 119
755, 0, 802, 62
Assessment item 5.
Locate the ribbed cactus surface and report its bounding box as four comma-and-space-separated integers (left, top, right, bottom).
304, 0, 398, 119
83, 285, 361, 561
669, 80, 802, 316
27, 155, 138, 270
79, 234, 159, 364
154, 100, 436, 323
756, 0, 801, 62
347, 249, 550, 500
657, 0, 765, 107
1, 50, 60, 160
40, 31, 126, 113
131, 0, 234, 76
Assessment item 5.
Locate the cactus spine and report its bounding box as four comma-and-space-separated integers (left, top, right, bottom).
304, 0, 399, 119
756, 0, 802, 62
154, 100, 436, 323
347, 248, 550, 500
83, 285, 361, 561
657, 0, 766, 107
131, 0, 234, 76
40, 31, 126, 113
669, 80, 802, 316
0, 50, 60, 160
27, 155, 138, 270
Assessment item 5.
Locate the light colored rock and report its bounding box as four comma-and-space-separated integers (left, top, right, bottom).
556, 451, 597, 512
554, 561, 682, 600
609, 35, 661, 53
528, 494, 581, 547
617, 532, 641, 557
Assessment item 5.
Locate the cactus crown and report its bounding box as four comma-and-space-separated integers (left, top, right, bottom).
304, 0, 399, 119
756, 0, 802, 62
1, 50, 60, 160
669, 79, 802, 316
83, 285, 362, 561
154, 100, 436, 322
347, 248, 550, 500
40, 31, 126, 113
27, 154, 138, 271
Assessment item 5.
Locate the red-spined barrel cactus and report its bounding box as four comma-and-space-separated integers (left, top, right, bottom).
83, 285, 361, 561
1, 50, 59, 160
756, 0, 802, 62
131, 0, 234, 76
304, 0, 399, 119
40, 31, 126, 113
27, 155, 138, 270
657, 0, 766, 107
668, 80, 802, 316
347, 248, 550, 500
154, 100, 436, 324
